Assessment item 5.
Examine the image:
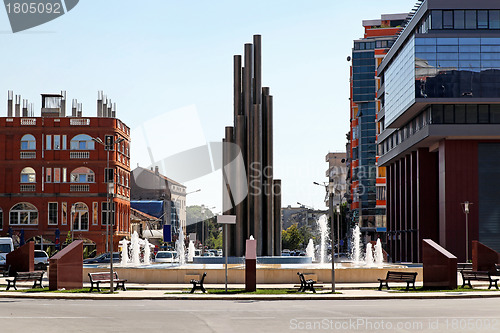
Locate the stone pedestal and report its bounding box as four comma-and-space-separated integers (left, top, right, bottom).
422, 239, 457, 289
6, 242, 34, 273
245, 239, 256, 292
49, 240, 83, 291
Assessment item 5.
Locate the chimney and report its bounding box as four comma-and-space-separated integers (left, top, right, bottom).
77, 103, 82, 117
60, 90, 66, 117
15, 95, 21, 117
155, 166, 159, 175
29, 103, 34, 117
97, 91, 103, 117
7, 90, 13, 117
107, 99, 112, 118
72, 99, 77, 117
22, 99, 28, 117
102, 96, 107, 118
111, 102, 116, 118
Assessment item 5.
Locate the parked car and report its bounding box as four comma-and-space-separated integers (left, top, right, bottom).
34, 250, 49, 270
0, 237, 14, 256
0, 253, 6, 266
154, 251, 179, 263
83, 252, 120, 264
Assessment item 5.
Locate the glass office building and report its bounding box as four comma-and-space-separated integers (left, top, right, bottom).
348, 14, 406, 240
377, 0, 500, 262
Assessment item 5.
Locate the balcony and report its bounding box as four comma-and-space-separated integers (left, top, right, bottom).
70, 151, 90, 159
70, 118, 90, 126
20, 184, 36, 192
20, 151, 36, 159
20, 118, 36, 125
70, 184, 89, 192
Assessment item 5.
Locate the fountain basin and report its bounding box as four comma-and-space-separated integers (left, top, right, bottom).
82, 263, 422, 284
193, 256, 312, 265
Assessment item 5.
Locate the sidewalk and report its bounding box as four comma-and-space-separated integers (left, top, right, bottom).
1, 277, 500, 300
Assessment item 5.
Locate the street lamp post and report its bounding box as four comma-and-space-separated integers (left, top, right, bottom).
200, 205, 215, 255
461, 201, 472, 262
328, 184, 335, 293
93, 136, 124, 293
336, 204, 340, 257
314, 181, 342, 293
297, 202, 311, 227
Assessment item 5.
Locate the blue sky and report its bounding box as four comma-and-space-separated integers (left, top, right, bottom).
0, 0, 415, 212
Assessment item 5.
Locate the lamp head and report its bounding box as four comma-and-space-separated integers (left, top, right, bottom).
92, 137, 103, 144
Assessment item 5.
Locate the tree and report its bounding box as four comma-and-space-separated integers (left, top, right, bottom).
282, 224, 304, 250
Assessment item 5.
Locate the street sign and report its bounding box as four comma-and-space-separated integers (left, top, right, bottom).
163, 225, 172, 242
217, 215, 236, 224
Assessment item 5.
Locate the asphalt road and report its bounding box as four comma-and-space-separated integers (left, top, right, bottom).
1, 298, 500, 332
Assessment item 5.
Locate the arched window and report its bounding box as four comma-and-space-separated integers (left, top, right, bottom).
20, 167, 36, 183
70, 134, 95, 150
10, 202, 38, 225
70, 167, 95, 183
21, 134, 36, 150
71, 202, 89, 231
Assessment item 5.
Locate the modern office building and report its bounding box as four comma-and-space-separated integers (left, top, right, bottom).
0, 91, 131, 253
377, 0, 500, 262
348, 14, 406, 240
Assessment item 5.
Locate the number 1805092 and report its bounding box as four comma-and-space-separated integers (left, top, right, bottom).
6, 2, 62, 14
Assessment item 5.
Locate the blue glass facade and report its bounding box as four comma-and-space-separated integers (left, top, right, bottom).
352, 49, 376, 103
416, 37, 500, 98
385, 35, 416, 127
352, 44, 387, 227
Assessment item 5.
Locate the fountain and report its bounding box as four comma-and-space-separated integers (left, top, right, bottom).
175, 227, 186, 266
317, 215, 329, 264
351, 225, 363, 265
119, 238, 129, 266
188, 240, 196, 262
130, 231, 141, 265
374, 238, 384, 267
83, 222, 413, 285
306, 239, 315, 262
365, 242, 374, 267
143, 238, 151, 265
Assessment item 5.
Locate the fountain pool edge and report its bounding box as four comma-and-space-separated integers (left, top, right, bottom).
82, 265, 423, 284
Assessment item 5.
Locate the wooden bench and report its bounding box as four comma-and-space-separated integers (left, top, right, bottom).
461, 271, 499, 289
88, 272, 127, 292
297, 272, 316, 293
6, 271, 45, 290
378, 271, 418, 291
190, 272, 207, 293
457, 263, 473, 272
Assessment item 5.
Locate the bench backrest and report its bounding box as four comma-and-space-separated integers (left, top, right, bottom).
200, 272, 207, 283
462, 271, 491, 279
89, 272, 118, 281
457, 263, 473, 271
15, 271, 44, 279
297, 272, 306, 283
386, 271, 418, 280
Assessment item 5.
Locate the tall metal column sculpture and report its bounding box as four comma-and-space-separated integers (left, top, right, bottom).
223, 35, 281, 257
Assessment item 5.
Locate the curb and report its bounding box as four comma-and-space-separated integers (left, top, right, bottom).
1, 292, 500, 301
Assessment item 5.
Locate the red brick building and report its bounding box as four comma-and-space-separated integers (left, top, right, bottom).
0, 91, 131, 254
